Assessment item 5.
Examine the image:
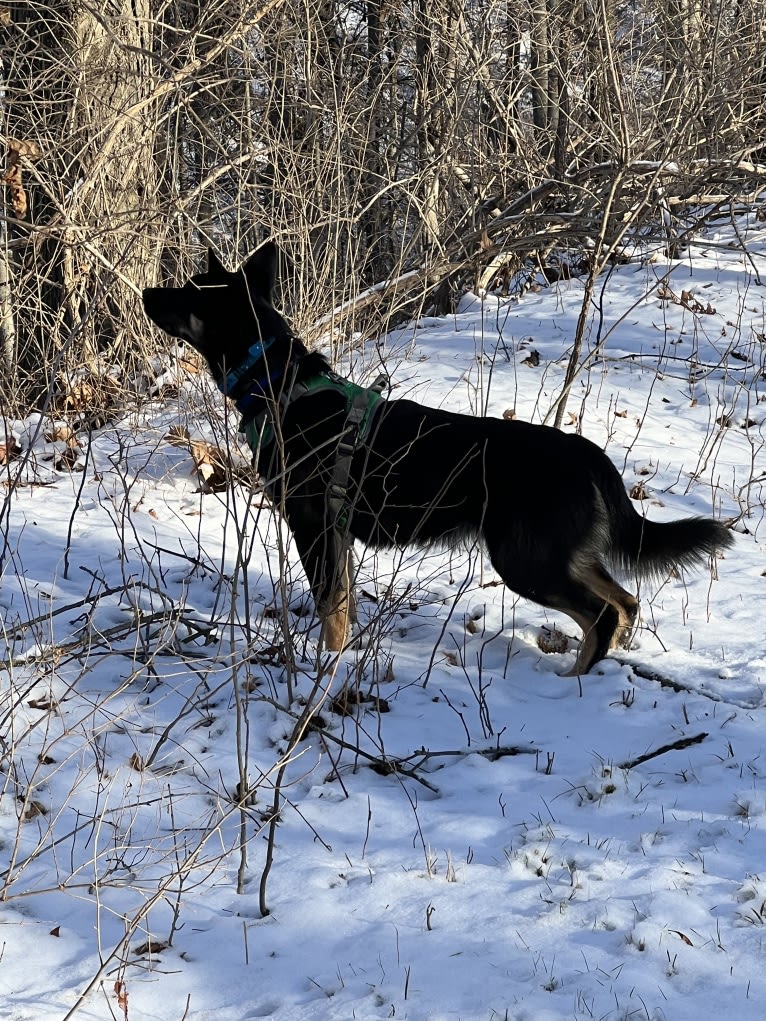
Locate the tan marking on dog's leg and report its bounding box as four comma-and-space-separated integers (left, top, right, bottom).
570, 563, 639, 652
319, 551, 354, 652
559, 608, 600, 677
322, 603, 349, 651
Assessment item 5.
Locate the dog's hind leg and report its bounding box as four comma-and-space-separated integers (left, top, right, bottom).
487, 541, 625, 675
543, 562, 639, 673
572, 563, 638, 651
537, 584, 621, 676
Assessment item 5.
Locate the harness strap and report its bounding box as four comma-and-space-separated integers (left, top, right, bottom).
327, 374, 387, 532
242, 371, 388, 531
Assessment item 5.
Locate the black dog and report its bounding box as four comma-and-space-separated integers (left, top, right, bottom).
143, 243, 733, 674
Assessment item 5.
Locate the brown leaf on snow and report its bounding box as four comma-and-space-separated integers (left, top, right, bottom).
61, 374, 120, 416
658, 283, 715, 315
630, 481, 649, 500
179, 350, 204, 373
165, 425, 191, 447
0, 435, 22, 463
188, 439, 231, 492
27, 697, 57, 710
20, 799, 47, 821
45, 423, 80, 448
165, 427, 250, 492
55, 446, 81, 472
537, 627, 569, 655
330, 688, 390, 716
669, 929, 693, 946
133, 939, 169, 957
114, 981, 128, 1016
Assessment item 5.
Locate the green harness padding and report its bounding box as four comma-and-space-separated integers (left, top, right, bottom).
242, 371, 387, 531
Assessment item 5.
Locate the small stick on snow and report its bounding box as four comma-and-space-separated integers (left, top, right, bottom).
619, 732, 708, 770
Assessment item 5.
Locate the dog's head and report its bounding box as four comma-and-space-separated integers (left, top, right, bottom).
143, 243, 288, 381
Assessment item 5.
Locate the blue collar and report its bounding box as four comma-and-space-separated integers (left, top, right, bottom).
218, 335, 277, 396
234, 364, 286, 421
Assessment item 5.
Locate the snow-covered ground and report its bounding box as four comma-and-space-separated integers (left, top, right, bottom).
1, 215, 764, 1021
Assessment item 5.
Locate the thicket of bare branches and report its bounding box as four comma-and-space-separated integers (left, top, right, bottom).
1, 0, 765, 411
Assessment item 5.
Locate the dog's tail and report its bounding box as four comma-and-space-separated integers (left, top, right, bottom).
600, 470, 733, 581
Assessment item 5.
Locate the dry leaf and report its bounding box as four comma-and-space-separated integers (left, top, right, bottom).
537, 627, 569, 655
114, 980, 129, 1017
179, 351, 203, 373
27, 698, 56, 710
133, 939, 169, 957
20, 799, 47, 821
0, 435, 22, 463
45, 423, 79, 447
165, 424, 191, 447
61, 374, 120, 422
330, 689, 390, 716
165, 427, 242, 492
2, 138, 42, 218
189, 439, 230, 491
55, 446, 81, 472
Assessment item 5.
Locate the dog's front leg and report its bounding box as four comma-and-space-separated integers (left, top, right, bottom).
291, 523, 353, 652
320, 545, 354, 652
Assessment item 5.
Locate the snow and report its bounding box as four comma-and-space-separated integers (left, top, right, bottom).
1, 214, 765, 1020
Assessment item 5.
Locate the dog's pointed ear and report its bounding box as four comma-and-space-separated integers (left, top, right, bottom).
207, 249, 228, 279
243, 242, 278, 305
